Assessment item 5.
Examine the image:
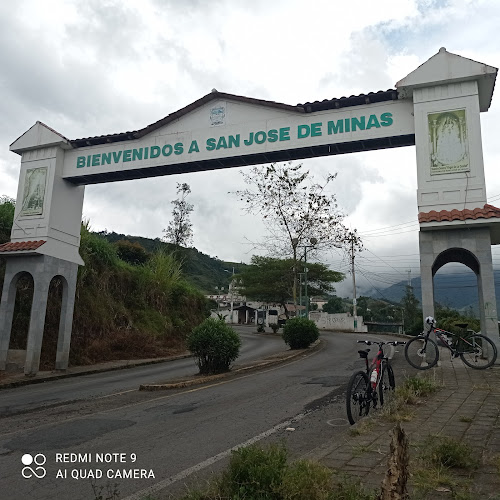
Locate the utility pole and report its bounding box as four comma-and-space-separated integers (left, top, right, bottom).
298, 272, 305, 317
407, 270, 412, 287
224, 268, 235, 323
351, 235, 357, 330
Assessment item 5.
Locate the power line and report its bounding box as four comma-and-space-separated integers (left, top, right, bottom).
361, 228, 419, 238
359, 219, 418, 234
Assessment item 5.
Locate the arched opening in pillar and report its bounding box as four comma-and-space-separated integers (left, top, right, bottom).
432, 248, 481, 333
11, 272, 34, 349
7, 272, 34, 371
40, 275, 66, 370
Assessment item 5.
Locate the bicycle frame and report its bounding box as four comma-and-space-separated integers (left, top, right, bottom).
361, 345, 384, 388
347, 339, 406, 425
430, 326, 479, 356
405, 317, 497, 370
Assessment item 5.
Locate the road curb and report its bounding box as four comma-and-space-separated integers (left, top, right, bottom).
0, 354, 193, 390
139, 340, 324, 391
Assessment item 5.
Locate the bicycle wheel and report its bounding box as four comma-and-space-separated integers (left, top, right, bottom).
405, 336, 439, 370
460, 334, 498, 369
346, 371, 370, 425
379, 362, 395, 406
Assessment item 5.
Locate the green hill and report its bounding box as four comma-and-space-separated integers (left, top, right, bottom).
98, 231, 247, 294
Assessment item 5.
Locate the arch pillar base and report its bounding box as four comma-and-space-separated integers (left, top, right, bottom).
0, 255, 79, 375
419, 227, 500, 363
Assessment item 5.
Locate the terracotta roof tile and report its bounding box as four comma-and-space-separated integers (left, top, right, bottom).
0, 240, 46, 252
70, 89, 399, 148
419, 204, 500, 223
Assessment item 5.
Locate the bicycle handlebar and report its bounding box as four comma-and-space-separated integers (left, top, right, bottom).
356, 340, 406, 346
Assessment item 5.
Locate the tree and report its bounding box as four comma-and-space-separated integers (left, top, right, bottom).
401, 286, 421, 335
0, 195, 15, 244
163, 183, 194, 246
239, 256, 343, 317
322, 295, 345, 314
234, 162, 357, 304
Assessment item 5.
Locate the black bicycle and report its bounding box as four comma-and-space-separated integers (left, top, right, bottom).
346, 339, 406, 425
405, 317, 498, 370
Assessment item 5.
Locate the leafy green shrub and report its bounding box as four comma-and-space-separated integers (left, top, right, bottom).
114, 239, 149, 265
187, 318, 241, 374
282, 317, 319, 349
219, 443, 287, 499
257, 323, 265, 333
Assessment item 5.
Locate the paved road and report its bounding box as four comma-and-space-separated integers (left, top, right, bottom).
0, 331, 408, 500
0, 327, 284, 417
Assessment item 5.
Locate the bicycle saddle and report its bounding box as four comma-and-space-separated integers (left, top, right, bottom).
454, 323, 468, 329
358, 349, 370, 358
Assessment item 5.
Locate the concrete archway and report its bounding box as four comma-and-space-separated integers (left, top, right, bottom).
2, 47, 499, 373
419, 227, 500, 352
0, 256, 78, 375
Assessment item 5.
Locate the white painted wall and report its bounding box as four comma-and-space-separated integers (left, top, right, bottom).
309, 312, 368, 332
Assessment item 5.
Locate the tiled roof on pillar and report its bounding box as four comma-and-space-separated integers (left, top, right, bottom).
418, 204, 500, 223
0, 240, 46, 252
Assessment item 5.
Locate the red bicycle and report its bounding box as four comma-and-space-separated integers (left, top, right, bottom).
346, 340, 406, 425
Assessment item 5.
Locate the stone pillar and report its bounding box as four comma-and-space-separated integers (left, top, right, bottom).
0, 268, 23, 370
24, 273, 50, 376
55, 264, 78, 370
418, 231, 435, 323
474, 236, 500, 353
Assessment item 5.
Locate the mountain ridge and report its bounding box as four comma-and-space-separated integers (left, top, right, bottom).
366, 271, 500, 313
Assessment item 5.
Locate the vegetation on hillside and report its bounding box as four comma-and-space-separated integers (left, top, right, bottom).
98, 230, 245, 294
0, 197, 211, 369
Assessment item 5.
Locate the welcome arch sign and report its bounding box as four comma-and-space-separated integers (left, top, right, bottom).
1, 48, 499, 375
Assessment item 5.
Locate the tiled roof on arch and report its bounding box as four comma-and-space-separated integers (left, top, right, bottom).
69, 89, 399, 148
418, 204, 500, 223
0, 240, 46, 252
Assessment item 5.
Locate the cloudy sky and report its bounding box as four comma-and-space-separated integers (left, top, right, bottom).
1, 0, 500, 298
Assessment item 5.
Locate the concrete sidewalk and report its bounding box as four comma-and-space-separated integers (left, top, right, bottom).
306, 354, 500, 498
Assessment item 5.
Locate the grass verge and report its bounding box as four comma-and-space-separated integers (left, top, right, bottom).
179, 443, 377, 500
381, 374, 440, 422
411, 435, 479, 499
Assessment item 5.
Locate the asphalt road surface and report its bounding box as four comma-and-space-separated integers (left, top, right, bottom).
0, 327, 285, 417
0, 330, 409, 500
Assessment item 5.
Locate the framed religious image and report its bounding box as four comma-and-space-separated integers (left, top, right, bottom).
20, 167, 48, 216
428, 109, 470, 175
